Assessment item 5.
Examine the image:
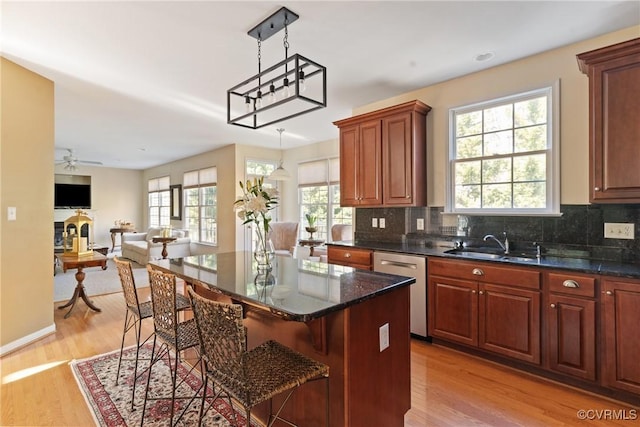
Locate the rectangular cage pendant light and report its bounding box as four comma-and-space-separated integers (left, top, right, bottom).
227, 7, 327, 129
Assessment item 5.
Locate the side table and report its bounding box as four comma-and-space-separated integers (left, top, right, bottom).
152, 236, 177, 259
298, 239, 325, 257
56, 252, 107, 318
110, 227, 135, 253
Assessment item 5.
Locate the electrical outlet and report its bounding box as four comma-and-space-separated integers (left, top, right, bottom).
379, 218, 386, 228
379, 323, 389, 352
416, 218, 424, 230
372, 218, 378, 228
604, 222, 635, 239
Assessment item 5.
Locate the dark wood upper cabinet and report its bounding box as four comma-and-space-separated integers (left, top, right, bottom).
334, 100, 431, 207
577, 38, 640, 203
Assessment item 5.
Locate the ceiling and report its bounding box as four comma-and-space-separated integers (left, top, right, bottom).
2, 1, 639, 170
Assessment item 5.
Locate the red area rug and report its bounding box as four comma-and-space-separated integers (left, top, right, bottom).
70, 344, 256, 426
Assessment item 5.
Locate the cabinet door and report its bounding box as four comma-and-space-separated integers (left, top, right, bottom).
358, 120, 383, 206
602, 279, 640, 394
428, 275, 478, 346
579, 39, 640, 202
479, 284, 541, 364
382, 112, 413, 206
547, 295, 596, 381
339, 125, 360, 206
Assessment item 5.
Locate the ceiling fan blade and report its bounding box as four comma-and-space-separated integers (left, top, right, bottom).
77, 160, 103, 165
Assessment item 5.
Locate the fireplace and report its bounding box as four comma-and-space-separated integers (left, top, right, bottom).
54, 221, 64, 247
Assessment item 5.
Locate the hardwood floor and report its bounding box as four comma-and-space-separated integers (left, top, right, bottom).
1, 290, 637, 426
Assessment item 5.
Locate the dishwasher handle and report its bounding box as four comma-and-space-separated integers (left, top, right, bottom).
379, 260, 418, 269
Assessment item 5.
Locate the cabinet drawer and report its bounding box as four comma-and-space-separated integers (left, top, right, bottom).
327, 246, 372, 269
429, 258, 540, 290
548, 272, 596, 298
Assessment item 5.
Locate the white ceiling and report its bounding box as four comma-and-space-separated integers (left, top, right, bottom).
2, 1, 639, 170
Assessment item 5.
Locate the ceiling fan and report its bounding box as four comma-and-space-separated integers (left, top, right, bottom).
55, 148, 103, 171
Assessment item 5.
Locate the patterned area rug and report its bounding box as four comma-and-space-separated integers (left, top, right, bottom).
70, 345, 256, 427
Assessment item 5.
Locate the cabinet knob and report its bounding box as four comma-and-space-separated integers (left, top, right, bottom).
605, 290, 613, 296
472, 268, 484, 276
594, 187, 601, 191
563, 280, 579, 288
406, 195, 410, 199
550, 303, 556, 308
478, 290, 485, 295
344, 253, 352, 258
472, 290, 476, 294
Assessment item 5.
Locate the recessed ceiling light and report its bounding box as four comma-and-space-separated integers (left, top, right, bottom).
475, 52, 495, 62
137, 148, 147, 152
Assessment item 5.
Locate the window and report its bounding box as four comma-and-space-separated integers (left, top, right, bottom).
447, 84, 559, 215
298, 158, 352, 241
184, 167, 217, 244
148, 176, 170, 227
244, 160, 278, 251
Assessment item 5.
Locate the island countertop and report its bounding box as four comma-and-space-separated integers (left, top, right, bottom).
149, 251, 415, 322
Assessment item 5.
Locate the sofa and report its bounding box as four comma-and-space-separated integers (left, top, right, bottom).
121, 227, 191, 265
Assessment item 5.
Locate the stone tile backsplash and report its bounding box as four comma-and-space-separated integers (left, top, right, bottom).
355, 204, 640, 263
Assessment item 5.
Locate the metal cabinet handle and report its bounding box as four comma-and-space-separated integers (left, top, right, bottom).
563, 280, 579, 288
550, 303, 556, 308
344, 253, 352, 258
605, 290, 613, 296
478, 290, 484, 295
594, 187, 601, 191
472, 268, 484, 276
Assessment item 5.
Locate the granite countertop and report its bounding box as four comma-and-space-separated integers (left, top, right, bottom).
328, 240, 640, 279
149, 251, 415, 322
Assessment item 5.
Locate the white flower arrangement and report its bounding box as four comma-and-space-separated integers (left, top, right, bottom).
234, 177, 279, 253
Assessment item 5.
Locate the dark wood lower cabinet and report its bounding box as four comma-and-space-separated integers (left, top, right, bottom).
479, 284, 540, 364
429, 276, 478, 346
602, 278, 640, 395
428, 258, 541, 365
429, 259, 640, 404
547, 295, 596, 381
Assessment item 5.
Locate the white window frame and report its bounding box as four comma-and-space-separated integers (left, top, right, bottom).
148, 176, 170, 227
298, 158, 352, 241
446, 83, 560, 216
183, 167, 217, 245
244, 159, 279, 251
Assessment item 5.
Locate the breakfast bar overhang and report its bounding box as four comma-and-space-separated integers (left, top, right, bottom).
150, 252, 414, 427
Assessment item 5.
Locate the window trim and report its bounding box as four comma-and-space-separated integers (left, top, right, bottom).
183, 167, 218, 245
445, 82, 560, 216
148, 176, 171, 227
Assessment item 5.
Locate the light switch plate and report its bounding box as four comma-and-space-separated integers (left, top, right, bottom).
379, 218, 386, 228
372, 218, 378, 228
416, 218, 424, 230
7, 207, 16, 221
604, 222, 635, 239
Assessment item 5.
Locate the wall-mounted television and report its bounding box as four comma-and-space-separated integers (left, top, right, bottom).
54, 183, 91, 209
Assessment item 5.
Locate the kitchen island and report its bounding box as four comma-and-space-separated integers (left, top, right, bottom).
150, 252, 415, 427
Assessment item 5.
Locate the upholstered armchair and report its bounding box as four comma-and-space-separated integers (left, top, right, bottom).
267, 222, 299, 256
121, 227, 191, 265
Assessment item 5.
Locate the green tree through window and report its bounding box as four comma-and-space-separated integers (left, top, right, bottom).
448, 85, 558, 215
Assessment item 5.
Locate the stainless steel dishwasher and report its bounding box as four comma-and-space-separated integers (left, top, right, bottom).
373, 252, 428, 339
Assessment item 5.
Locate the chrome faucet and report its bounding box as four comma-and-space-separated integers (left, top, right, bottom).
483, 232, 509, 254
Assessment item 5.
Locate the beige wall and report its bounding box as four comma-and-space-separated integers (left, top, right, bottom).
1, 58, 55, 353
353, 25, 640, 207
53, 165, 144, 247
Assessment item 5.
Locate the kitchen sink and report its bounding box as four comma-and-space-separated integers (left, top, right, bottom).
444, 249, 538, 263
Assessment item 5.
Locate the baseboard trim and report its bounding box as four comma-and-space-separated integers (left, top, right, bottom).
0, 324, 56, 357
